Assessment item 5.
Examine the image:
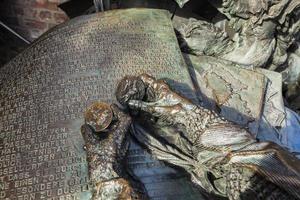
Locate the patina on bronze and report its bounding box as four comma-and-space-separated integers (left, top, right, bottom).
82, 104, 148, 200
116, 76, 146, 106
117, 74, 300, 199
0, 8, 201, 200
85, 102, 113, 132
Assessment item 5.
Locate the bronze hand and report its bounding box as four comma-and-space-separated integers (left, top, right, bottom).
81, 103, 147, 200
117, 74, 300, 200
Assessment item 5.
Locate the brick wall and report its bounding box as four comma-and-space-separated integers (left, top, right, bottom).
0, 0, 69, 42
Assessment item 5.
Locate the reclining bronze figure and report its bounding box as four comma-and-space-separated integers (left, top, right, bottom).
82, 74, 300, 200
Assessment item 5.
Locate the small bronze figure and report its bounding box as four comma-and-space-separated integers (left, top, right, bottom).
116, 74, 300, 200
82, 103, 147, 200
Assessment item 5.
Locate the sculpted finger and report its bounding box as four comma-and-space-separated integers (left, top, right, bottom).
128, 100, 178, 118
110, 104, 123, 119
139, 74, 156, 88
81, 124, 98, 146
110, 104, 132, 129
139, 74, 170, 91
116, 76, 146, 106
128, 100, 156, 114
139, 74, 171, 102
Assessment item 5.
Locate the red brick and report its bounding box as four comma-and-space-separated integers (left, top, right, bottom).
1, 0, 67, 41
24, 19, 47, 30
33, 1, 60, 11
23, 7, 38, 19
53, 12, 68, 23
39, 10, 52, 21
35, 0, 47, 6
48, 0, 68, 3
12, 0, 34, 6
22, 0, 34, 5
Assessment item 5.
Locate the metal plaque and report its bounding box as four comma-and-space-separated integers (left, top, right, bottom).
0, 9, 202, 200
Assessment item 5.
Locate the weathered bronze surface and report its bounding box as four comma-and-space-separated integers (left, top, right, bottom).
82, 104, 148, 200
84, 102, 113, 132
116, 76, 146, 106
174, 0, 300, 115
118, 74, 300, 199
0, 8, 201, 200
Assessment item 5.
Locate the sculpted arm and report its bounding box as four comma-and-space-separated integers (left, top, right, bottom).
81, 104, 147, 200
116, 74, 300, 199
